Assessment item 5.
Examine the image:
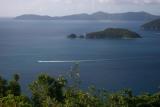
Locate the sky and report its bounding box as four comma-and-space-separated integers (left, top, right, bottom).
0, 0, 160, 17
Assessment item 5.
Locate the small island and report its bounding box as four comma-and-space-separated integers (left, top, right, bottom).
141, 19, 160, 31
67, 34, 77, 39
67, 34, 85, 39
67, 28, 141, 39
86, 28, 141, 39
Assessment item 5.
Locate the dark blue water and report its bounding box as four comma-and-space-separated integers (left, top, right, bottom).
0, 19, 160, 95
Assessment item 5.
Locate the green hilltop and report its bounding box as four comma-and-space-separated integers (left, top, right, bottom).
86, 28, 141, 39
67, 28, 141, 39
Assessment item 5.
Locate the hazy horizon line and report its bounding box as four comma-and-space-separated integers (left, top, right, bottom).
0, 10, 160, 18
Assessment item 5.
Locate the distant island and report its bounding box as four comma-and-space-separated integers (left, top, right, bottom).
15, 11, 160, 21
67, 34, 85, 39
141, 18, 160, 31
67, 28, 141, 39
15, 14, 53, 20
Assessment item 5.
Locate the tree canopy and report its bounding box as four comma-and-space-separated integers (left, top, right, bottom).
0, 73, 160, 107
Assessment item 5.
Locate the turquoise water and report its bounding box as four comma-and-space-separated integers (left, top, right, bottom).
0, 19, 160, 94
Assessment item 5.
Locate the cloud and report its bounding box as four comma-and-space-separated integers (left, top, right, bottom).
97, 0, 160, 4
0, 0, 160, 16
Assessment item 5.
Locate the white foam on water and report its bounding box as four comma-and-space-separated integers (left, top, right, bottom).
38, 59, 113, 63
37, 56, 156, 63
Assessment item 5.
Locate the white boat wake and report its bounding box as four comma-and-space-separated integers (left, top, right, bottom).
37, 56, 156, 63
38, 59, 113, 63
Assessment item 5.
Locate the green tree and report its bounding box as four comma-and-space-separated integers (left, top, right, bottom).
14, 74, 20, 82
0, 76, 7, 97
0, 94, 31, 107
7, 74, 21, 96
29, 74, 66, 107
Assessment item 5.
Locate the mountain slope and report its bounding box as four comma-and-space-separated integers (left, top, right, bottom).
141, 18, 160, 31
15, 11, 160, 21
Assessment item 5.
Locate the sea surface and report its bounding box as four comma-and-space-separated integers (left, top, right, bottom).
0, 19, 160, 94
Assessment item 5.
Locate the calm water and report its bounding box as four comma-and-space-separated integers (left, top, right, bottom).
0, 19, 160, 94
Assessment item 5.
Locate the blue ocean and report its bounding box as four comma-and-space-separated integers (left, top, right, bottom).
0, 19, 160, 94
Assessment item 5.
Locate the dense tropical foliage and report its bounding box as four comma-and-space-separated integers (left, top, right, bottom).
0, 71, 160, 107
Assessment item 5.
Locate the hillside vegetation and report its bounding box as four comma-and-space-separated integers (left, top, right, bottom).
0, 72, 160, 107
86, 28, 141, 39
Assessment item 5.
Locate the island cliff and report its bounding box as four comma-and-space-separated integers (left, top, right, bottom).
141, 19, 160, 31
